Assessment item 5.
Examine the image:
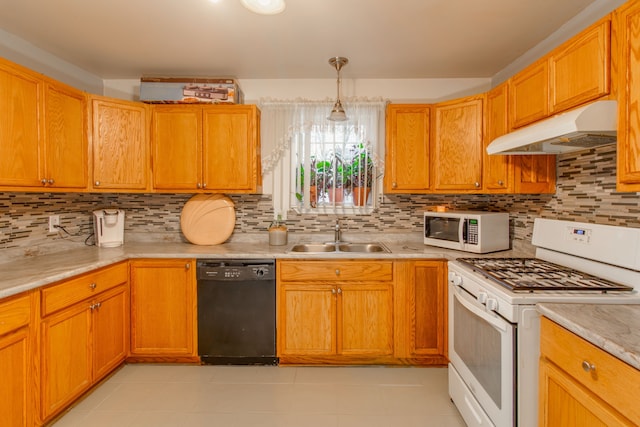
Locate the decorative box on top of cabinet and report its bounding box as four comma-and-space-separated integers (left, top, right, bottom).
151, 104, 262, 193
0, 58, 88, 191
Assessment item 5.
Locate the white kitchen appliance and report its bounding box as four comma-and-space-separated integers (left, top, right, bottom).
447, 218, 640, 427
93, 209, 125, 247
424, 210, 510, 253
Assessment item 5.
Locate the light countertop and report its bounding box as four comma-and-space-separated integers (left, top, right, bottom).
0, 238, 529, 299
537, 303, 640, 371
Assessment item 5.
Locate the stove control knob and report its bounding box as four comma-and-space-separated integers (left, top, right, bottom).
477, 292, 488, 304
448, 272, 462, 286
486, 298, 498, 312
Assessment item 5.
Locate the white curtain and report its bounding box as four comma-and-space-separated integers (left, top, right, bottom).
259, 97, 387, 219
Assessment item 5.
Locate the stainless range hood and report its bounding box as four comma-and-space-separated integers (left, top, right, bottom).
487, 100, 617, 155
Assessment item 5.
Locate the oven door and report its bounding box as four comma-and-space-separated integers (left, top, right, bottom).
448, 283, 515, 427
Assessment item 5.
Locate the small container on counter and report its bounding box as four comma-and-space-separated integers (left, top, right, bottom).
268, 215, 288, 246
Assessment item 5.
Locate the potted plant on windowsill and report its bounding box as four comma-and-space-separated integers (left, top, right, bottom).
326, 153, 351, 203
349, 144, 374, 206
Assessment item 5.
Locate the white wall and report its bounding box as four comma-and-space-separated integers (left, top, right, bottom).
104, 77, 492, 104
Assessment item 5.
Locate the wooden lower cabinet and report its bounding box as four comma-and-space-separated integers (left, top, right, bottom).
277, 260, 394, 364
0, 292, 36, 427
129, 259, 197, 361
277, 259, 447, 365
40, 263, 129, 423
394, 260, 448, 364
539, 317, 640, 426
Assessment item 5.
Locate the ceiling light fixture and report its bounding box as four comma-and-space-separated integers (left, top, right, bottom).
328, 56, 348, 122
240, 0, 286, 15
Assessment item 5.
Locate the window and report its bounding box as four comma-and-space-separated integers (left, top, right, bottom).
260, 98, 386, 218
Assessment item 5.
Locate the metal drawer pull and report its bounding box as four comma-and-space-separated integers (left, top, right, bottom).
582, 360, 596, 373
335, 269, 340, 276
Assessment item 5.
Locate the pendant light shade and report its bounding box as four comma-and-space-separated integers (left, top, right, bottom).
328, 57, 348, 121
240, 0, 286, 15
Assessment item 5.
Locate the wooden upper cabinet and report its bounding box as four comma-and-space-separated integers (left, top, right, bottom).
509, 59, 549, 129
90, 96, 150, 191
616, 1, 640, 191
0, 59, 43, 188
384, 104, 431, 192
483, 83, 512, 192
550, 17, 611, 114
151, 104, 261, 193
513, 154, 556, 193
202, 105, 260, 193
43, 80, 88, 189
152, 105, 202, 190
432, 95, 484, 191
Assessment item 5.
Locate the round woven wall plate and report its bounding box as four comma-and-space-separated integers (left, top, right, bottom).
180, 194, 236, 245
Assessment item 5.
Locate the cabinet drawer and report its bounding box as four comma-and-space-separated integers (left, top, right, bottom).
0, 293, 31, 336
540, 317, 640, 424
42, 262, 128, 316
278, 261, 393, 282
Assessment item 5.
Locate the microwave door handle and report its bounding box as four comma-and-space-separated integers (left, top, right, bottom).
458, 219, 465, 250
453, 286, 508, 332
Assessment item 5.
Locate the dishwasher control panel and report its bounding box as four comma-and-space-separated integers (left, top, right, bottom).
197, 260, 275, 281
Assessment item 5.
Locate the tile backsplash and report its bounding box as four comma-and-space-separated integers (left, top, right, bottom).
1, 145, 638, 261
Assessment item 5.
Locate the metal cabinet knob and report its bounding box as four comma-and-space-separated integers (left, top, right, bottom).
331, 288, 337, 294
337, 288, 342, 294
95, 181, 100, 186
498, 180, 504, 186
474, 182, 480, 188
41, 178, 47, 185
185, 263, 191, 270
392, 182, 397, 189
203, 183, 207, 188
48, 179, 55, 185
89, 283, 97, 290
197, 183, 202, 189
335, 269, 340, 276
582, 360, 596, 373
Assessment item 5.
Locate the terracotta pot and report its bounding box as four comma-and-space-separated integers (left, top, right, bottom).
309, 186, 318, 207
328, 187, 344, 203
352, 187, 371, 206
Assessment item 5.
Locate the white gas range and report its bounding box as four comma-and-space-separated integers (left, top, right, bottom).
447, 218, 640, 427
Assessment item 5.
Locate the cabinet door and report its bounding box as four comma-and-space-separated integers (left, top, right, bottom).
384, 104, 431, 192
129, 260, 196, 359
0, 60, 43, 187
616, 2, 640, 191
93, 285, 128, 381
514, 155, 556, 193
432, 95, 484, 191
202, 105, 260, 192
0, 329, 30, 427
91, 96, 149, 191
550, 18, 610, 114
539, 359, 635, 426
483, 83, 512, 192
152, 105, 202, 190
43, 81, 88, 189
509, 59, 549, 129
278, 284, 336, 356
339, 284, 393, 356
41, 302, 92, 421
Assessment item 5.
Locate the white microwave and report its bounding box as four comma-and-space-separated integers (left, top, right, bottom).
424, 211, 510, 253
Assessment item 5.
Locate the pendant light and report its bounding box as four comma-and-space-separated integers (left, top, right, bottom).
328, 57, 348, 121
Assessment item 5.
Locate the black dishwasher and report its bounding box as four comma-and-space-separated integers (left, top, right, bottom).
196, 259, 277, 365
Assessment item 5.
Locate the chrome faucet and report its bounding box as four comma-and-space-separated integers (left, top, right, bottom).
334, 219, 342, 243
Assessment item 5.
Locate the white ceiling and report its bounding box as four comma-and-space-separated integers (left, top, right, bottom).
0, 0, 601, 80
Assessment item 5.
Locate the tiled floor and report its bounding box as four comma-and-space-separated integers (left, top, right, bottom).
52, 364, 466, 427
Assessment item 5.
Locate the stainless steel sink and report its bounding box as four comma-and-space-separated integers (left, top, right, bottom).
337, 243, 389, 253
288, 242, 390, 253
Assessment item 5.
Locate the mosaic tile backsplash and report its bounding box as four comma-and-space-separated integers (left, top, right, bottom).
1, 145, 638, 260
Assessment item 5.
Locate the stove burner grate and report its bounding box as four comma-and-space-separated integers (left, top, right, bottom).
456, 257, 634, 292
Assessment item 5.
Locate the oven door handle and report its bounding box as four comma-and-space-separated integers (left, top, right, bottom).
453, 286, 508, 332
